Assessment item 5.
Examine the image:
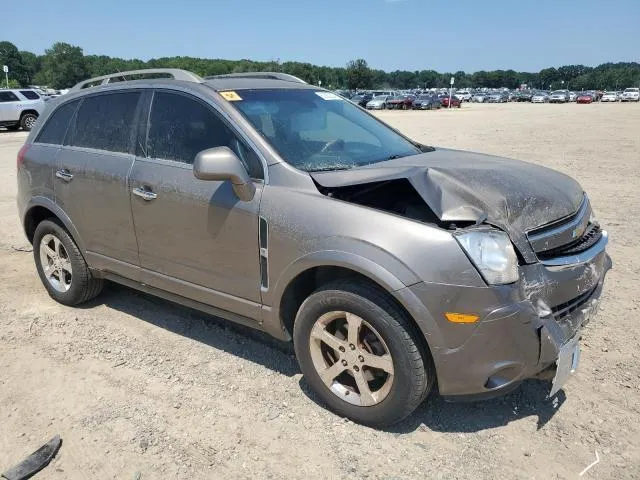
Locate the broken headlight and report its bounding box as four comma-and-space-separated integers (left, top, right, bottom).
455, 230, 519, 285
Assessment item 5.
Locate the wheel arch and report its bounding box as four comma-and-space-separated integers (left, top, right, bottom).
267, 251, 444, 355
19, 109, 40, 118
23, 197, 86, 254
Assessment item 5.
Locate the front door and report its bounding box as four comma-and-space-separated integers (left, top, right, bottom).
129, 90, 265, 319
0, 90, 20, 122
55, 91, 142, 278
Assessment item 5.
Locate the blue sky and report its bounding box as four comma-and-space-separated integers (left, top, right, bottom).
4, 0, 639, 72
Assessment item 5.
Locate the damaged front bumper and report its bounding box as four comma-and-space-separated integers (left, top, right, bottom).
404, 234, 612, 400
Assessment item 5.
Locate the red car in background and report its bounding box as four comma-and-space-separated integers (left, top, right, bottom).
576, 93, 594, 104
440, 95, 462, 108
385, 94, 415, 110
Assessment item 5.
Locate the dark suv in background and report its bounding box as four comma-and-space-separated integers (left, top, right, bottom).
17, 69, 611, 426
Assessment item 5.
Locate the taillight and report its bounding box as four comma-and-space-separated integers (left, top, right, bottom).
17, 144, 30, 170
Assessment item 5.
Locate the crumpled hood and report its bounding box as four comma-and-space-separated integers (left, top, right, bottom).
311, 148, 584, 263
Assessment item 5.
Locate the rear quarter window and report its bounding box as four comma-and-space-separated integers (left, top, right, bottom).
19, 90, 40, 100
35, 100, 80, 145
70, 92, 140, 153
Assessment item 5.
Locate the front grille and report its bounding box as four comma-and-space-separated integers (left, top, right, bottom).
537, 223, 602, 260
551, 286, 597, 320
551, 286, 598, 339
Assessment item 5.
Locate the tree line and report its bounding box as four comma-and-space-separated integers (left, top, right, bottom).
2, 40, 639, 91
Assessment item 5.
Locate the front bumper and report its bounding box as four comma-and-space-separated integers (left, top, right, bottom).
404, 238, 612, 399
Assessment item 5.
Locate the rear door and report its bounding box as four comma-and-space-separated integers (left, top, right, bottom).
55, 90, 142, 278
129, 89, 264, 318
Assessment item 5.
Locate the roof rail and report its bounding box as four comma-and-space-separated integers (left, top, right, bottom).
70, 68, 202, 91
204, 72, 307, 84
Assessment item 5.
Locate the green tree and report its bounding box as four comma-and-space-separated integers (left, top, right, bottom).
346, 59, 373, 90
36, 42, 87, 89
19, 51, 40, 85
0, 41, 28, 86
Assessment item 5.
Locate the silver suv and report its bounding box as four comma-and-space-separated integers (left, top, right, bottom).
0, 89, 45, 131
17, 69, 611, 426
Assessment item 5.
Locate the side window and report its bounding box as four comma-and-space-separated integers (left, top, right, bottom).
147, 92, 263, 179
0, 91, 19, 102
35, 100, 79, 145
20, 90, 40, 100
71, 92, 140, 153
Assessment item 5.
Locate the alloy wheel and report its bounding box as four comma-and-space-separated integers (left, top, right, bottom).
308, 311, 394, 407
39, 234, 72, 293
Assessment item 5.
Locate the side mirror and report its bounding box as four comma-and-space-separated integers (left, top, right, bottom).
193, 147, 256, 202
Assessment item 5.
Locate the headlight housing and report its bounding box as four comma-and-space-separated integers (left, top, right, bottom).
455, 230, 519, 285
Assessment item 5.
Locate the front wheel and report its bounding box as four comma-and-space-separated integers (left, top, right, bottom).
293, 281, 434, 427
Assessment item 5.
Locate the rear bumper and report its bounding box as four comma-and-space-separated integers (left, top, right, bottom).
404, 240, 612, 399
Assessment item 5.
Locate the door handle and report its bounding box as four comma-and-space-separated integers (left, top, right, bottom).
55, 169, 74, 182
132, 186, 157, 201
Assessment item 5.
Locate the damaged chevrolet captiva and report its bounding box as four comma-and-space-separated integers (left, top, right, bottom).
18, 70, 611, 426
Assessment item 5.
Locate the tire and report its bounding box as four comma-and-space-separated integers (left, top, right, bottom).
20, 113, 38, 131
293, 281, 434, 427
33, 219, 104, 306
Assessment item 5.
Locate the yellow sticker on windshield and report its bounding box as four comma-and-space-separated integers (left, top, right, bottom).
220, 91, 243, 101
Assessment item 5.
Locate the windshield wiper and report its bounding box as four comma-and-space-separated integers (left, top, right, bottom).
306, 166, 354, 172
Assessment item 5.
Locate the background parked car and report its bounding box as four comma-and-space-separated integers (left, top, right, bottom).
487, 92, 508, 103
440, 95, 462, 108
515, 91, 534, 102
569, 92, 578, 102
549, 90, 570, 103
472, 92, 489, 103
350, 93, 373, 108
600, 91, 619, 102
386, 94, 414, 110
0, 89, 45, 131
456, 91, 473, 102
412, 94, 441, 110
576, 92, 594, 104
621, 87, 640, 102
532, 92, 549, 103
366, 96, 389, 109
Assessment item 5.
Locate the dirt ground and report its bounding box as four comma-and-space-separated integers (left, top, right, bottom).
1, 102, 638, 479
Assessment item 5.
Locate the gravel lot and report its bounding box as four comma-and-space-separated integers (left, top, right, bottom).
1, 102, 638, 479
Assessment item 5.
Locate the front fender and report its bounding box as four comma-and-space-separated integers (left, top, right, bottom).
264, 249, 446, 346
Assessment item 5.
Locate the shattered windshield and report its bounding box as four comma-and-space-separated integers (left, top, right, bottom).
231, 89, 421, 172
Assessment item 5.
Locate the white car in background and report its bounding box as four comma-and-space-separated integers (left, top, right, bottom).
600, 91, 619, 102
456, 91, 472, 102
620, 88, 639, 102
569, 92, 578, 102
532, 92, 549, 103
472, 93, 488, 103
0, 89, 45, 131
366, 96, 389, 110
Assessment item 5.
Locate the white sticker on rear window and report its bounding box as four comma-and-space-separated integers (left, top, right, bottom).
315, 92, 342, 101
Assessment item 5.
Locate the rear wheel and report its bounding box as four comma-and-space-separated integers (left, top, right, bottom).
33, 219, 103, 306
293, 281, 434, 427
20, 113, 38, 131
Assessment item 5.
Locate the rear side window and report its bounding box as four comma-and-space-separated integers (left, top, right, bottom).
35, 100, 79, 145
71, 92, 140, 153
0, 91, 19, 102
20, 90, 40, 100
146, 91, 263, 179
